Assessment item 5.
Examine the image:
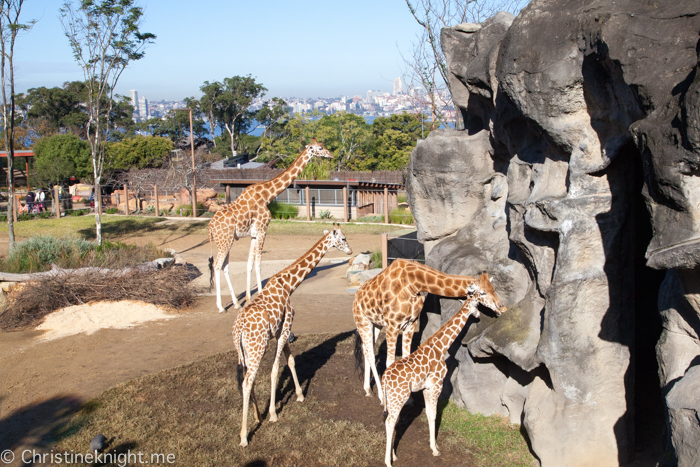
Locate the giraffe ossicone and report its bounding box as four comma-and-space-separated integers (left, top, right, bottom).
352, 258, 484, 403
232, 224, 352, 447
381, 272, 506, 466
208, 139, 332, 313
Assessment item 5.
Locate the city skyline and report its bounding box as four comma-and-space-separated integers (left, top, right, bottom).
13, 0, 423, 101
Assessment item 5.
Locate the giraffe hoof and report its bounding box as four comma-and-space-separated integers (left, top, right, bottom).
296, 393, 305, 402
240, 438, 248, 447
218, 308, 227, 313
432, 449, 441, 457
269, 413, 278, 422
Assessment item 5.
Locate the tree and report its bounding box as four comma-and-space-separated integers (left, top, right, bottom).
199, 80, 222, 146
1, 0, 33, 249
210, 75, 266, 156
60, 0, 155, 245
31, 133, 91, 187
20, 81, 88, 137
403, 0, 528, 129
106, 135, 173, 170
253, 97, 290, 157
368, 113, 425, 170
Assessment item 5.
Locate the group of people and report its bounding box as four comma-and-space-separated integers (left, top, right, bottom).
23, 188, 47, 213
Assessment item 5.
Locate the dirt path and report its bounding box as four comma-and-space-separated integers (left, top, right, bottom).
0, 232, 380, 425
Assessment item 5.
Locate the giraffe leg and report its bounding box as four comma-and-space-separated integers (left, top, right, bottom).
268, 336, 285, 423
424, 381, 444, 457
222, 257, 240, 310
214, 235, 236, 312
284, 343, 304, 401
401, 321, 417, 360
253, 229, 267, 297
239, 364, 260, 447
246, 238, 256, 304
385, 411, 398, 467
384, 382, 411, 466
359, 324, 383, 401
385, 325, 400, 369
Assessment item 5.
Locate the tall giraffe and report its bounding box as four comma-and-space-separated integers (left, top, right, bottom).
209, 139, 332, 312
233, 224, 352, 447
381, 272, 506, 466
353, 258, 480, 402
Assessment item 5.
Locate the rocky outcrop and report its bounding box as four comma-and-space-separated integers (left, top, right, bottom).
407, 1, 700, 466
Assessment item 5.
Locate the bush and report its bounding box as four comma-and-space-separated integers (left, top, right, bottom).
370, 248, 382, 269
319, 209, 334, 220
38, 211, 52, 219
105, 207, 119, 214
69, 208, 90, 216
177, 202, 206, 217
389, 207, 414, 225
358, 215, 384, 223
269, 201, 298, 219
0, 213, 7, 222
18, 213, 33, 221
0, 236, 170, 274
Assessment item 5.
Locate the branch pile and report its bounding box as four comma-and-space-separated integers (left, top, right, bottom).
0, 266, 195, 331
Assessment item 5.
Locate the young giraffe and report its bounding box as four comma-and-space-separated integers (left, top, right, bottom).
381, 272, 506, 466
233, 224, 352, 447
353, 258, 480, 402
209, 139, 332, 312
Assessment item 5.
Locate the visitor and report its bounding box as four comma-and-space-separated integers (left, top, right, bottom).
25, 190, 35, 213
36, 188, 45, 212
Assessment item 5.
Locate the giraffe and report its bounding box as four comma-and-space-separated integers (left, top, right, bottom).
233, 224, 352, 447
208, 139, 332, 313
381, 272, 506, 466
353, 258, 481, 402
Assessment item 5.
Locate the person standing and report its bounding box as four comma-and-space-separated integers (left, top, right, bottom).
25, 190, 35, 213
36, 188, 45, 212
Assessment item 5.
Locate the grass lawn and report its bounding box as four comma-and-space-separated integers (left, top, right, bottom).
1, 216, 412, 240
46, 333, 535, 467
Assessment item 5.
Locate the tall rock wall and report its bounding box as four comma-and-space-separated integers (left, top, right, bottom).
407, 1, 700, 465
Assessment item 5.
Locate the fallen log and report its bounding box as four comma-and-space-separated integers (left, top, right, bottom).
0, 257, 175, 282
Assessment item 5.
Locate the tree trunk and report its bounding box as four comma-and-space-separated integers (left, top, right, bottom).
94, 178, 102, 245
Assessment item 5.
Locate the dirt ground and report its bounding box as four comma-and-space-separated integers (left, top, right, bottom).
0, 230, 407, 462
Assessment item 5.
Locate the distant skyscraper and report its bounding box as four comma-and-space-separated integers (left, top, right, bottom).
393, 77, 403, 95
130, 90, 139, 115
139, 96, 150, 120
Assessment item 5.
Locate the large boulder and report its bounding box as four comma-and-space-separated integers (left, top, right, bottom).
407, 0, 700, 465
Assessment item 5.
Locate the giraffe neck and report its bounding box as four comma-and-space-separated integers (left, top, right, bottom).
405, 262, 477, 296
425, 297, 478, 358
281, 233, 333, 292
262, 149, 312, 200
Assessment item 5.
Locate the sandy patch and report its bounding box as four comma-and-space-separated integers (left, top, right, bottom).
36, 300, 178, 341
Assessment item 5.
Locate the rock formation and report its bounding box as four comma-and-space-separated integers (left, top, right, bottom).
406, 1, 700, 465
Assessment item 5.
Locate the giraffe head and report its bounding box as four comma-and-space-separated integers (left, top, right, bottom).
467, 272, 507, 317
305, 138, 333, 159
324, 223, 352, 255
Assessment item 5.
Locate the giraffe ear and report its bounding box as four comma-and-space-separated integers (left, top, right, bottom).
323, 230, 329, 235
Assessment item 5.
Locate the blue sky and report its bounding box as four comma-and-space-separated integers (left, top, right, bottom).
13, 0, 423, 101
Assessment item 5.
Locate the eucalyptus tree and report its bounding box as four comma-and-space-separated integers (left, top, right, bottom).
403, 0, 528, 129
60, 0, 155, 245
0, 0, 33, 249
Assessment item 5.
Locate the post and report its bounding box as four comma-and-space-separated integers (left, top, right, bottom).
225, 185, 231, 204
381, 233, 388, 269
154, 184, 160, 216
124, 182, 129, 215
305, 186, 311, 221
343, 186, 348, 223
54, 185, 60, 219
384, 187, 389, 224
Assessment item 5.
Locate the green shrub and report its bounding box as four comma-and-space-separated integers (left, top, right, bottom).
370, 248, 382, 269
177, 202, 206, 217
358, 215, 383, 223
38, 211, 52, 219
70, 208, 90, 216
397, 193, 407, 204
0, 236, 170, 274
269, 201, 298, 219
0, 213, 7, 222
389, 207, 414, 225
105, 207, 119, 214
159, 209, 170, 216
319, 209, 333, 220
18, 213, 32, 221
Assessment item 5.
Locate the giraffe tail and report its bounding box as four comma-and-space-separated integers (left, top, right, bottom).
234, 325, 247, 395
382, 387, 388, 421
353, 330, 364, 377
208, 256, 214, 293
